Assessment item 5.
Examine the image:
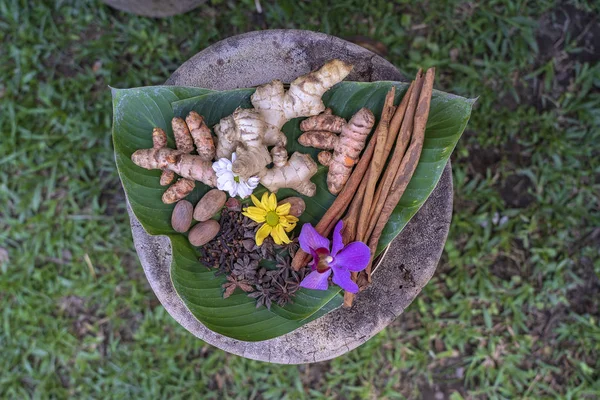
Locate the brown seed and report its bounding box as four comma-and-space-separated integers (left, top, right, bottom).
171, 200, 194, 233
225, 197, 242, 211
278, 197, 306, 217
193, 189, 227, 222
188, 220, 220, 246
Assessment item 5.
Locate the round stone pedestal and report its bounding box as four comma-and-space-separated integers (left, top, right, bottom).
128, 30, 453, 364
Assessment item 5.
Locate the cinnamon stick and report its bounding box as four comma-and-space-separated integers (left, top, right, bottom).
364, 71, 425, 243
365, 68, 435, 278
356, 87, 396, 242
342, 82, 416, 307
291, 128, 380, 270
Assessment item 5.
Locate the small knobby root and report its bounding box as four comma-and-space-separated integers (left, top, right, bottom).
172, 117, 195, 154
162, 178, 195, 204
152, 128, 176, 186
298, 130, 339, 150
160, 170, 176, 186
152, 127, 168, 149
318, 151, 333, 166
299, 108, 346, 132
186, 111, 216, 161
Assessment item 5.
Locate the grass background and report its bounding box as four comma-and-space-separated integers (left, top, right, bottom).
1, 0, 598, 398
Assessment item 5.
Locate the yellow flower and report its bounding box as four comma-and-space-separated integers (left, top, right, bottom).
242, 192, 299, 246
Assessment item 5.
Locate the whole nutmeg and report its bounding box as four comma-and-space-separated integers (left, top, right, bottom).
171, 200, 193, 233
277, 196, 306, 217
188, 220, 220, 246
193, 189, 226, 222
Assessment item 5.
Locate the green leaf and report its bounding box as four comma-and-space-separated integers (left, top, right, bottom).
113, 81, 474, 341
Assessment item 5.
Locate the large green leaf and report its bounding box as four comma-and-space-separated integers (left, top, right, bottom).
113, 81, 474, 341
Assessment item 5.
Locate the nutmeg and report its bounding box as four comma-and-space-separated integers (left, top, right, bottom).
171, 200, 193, 233
188, 220, 220, 246
193, 189, 226, 222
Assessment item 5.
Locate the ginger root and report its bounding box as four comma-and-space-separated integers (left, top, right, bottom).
211, 59, 352, 196
214, 108, 272, 178
260, 149, 318, 197
215, 59, 352, 181
131, 111, 217, 203
300, 107, 375, 195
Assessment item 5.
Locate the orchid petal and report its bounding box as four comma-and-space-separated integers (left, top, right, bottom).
331, 267, 359, 293
331, 241, 371, 272
331, 220, 344, 256
300, 269, 332, 291
299, 223, 330, 253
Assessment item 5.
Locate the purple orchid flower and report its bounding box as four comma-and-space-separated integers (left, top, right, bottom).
299, 220, 371, 293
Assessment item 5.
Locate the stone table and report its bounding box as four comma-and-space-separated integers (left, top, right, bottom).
128, 30, 453, 364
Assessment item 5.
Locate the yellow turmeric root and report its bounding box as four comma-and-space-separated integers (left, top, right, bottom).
162, 178, 195, 204
317, 151, 333, 166
152, 127, 176, 186
299, 108, 346, 132
328, 108, 375, 194
185, 111, 215, 161
298, 131, 339, 150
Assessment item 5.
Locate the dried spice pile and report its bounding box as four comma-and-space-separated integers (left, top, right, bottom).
199, 205, 306, 309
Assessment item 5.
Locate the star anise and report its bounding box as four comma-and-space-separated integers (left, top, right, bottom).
274, 254, 294, 280
285, 267, 307, 295
270, 280, 294, 307
259, 237, 276, 260
232, 255, 259, 282
222, 275, 254, 299
248, 285, 273, 310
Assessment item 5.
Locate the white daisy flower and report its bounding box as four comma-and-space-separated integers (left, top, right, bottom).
212, 153, 260, 199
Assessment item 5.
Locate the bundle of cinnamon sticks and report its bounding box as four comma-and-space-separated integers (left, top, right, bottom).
291, 68, 436, 307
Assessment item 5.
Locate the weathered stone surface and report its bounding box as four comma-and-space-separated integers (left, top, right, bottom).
102, 0, 204, 17
127, 30, 453, 364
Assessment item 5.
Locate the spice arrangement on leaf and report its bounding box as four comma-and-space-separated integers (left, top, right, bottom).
113, 59, 474, 341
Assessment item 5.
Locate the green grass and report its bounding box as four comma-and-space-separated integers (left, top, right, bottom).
1, 0, 598, 398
